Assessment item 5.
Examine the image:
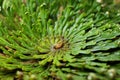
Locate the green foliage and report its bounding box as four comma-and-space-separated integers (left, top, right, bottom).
0, 0, 120, 80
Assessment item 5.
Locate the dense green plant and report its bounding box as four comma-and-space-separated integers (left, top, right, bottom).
0, 0, 120, 80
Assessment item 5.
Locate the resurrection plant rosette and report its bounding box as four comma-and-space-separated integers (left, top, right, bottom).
0, 0, 120, 80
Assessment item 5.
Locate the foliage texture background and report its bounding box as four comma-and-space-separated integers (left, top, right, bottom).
0, 0, 120, 80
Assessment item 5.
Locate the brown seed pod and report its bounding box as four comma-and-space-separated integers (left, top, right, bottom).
54, 41, 64, 49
